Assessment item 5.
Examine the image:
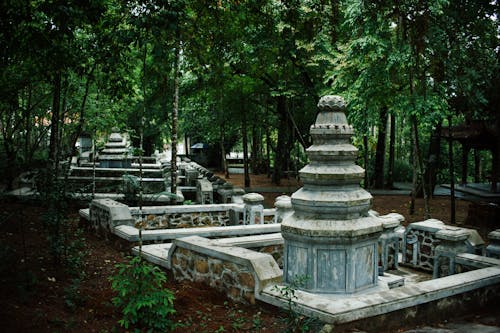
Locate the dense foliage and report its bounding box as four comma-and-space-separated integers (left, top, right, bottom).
1, 0, 498, 193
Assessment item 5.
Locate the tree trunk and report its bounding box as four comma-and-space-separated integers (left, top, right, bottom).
363, 135, 369, 189
410, 125, 417, 215
448, 116, 456, 224
24, 84, 32, 165
69, 65, 95, 160
266, 127, 272, 178
242, 111, 251, 188
251, 125, 260, 175
373, 107, 388, 189
411, 115, 430, 218
272, 96, 292, 185
49, 71, 62, 179
421, 122, 442, 198
474, 149, 481, 183
219, 124, 229, 178
386, 113, 396, 189
461, 144, 470, 185
171, 36, 180, 201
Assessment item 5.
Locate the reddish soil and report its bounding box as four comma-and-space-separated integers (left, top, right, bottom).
0, 174, 495, 332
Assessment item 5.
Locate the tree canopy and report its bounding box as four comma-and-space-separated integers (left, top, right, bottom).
1, 0, 498, 199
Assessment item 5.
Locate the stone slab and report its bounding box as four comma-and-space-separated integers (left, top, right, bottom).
129, 203, 241, 215
213, 233, 284, 248
456, 253, 500, 269
114, 223, 282, 242
132, 244, 172, 268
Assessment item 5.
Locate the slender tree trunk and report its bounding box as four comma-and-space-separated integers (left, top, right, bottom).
411, 116, 430, 218
266, 127, 271, 178
272, 96, 291, 185
252, 125, 259, 175
69, 65, 95, 159
24, 84, 32, 165
410, 125, 417, 215
386, 113, 396, 189
474, 149, 480, 183
242, 110, 251, 188
171, 36, 180, 202
373, 107, 388, 188
461, 144, 470, 185
219, 124, 229, 178
49, 71, 62, 179
363, 135, 369, 189
422, 122, 442, 198
448, 116, 456, 224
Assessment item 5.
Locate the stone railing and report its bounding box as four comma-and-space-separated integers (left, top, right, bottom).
87, 199, 279, 238
403, 219, 485, 272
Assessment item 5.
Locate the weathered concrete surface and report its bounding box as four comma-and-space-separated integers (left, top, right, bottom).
114, 223, 281, 242
259, 266, 500, 331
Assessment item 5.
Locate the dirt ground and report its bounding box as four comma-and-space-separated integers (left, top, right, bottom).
0, 174, 495, 332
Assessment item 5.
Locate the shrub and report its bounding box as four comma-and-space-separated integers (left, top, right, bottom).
109, 256, 177, 332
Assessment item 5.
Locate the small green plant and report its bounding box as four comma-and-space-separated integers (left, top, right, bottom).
229, 308, 246, 329
252, 311, 263, 332
109, 256, 177, 332
65, 228, 88, 278
64, 278, 87, 311
273, 275, 319, 333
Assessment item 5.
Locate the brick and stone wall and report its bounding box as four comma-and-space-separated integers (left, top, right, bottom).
142, 211, 232, 229
258, 245, 283, 268
404, 220, 444, 272
171, 249, 257, 304
168, 236, 283, 304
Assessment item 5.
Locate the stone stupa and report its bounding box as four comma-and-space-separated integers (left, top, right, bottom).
99, 128, 132, 168
281, 95, 383, 294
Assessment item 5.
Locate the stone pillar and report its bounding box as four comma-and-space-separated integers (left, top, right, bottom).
281, 95, 383, 294
243, 193, 264, 225
486, 229, 500, 258
378, 213, 404, 272
274, 196, 293, 224
433, 227, 469, 278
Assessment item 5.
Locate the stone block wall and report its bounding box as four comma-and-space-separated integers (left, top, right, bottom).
168, 236, 283, 305
258, 245, 283, 268
142, 211, 231, 229
404, 224, 442, 271
171, 249, 257, 304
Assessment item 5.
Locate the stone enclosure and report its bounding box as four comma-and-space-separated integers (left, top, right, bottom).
78, 95, 500, 330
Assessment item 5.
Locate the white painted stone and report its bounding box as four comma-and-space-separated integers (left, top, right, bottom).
114, 223, 282, 242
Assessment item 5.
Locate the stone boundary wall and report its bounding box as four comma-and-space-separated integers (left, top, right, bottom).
90, 198, 135, 233
168, 236, 282, 304
131, 204, 241, 229
129, 204, 276, 229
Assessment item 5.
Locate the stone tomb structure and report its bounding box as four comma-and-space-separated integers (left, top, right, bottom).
282, 95, 384, 294
99, 128, 133, 168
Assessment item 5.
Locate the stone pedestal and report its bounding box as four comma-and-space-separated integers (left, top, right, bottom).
486, 229, 500, 258
282, 95, 383, 294
378, 213, 404, 271
243, 193, 264, 225
274, 196, 293, 224
196, 179, 213, 204
433, 227, 470, 278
